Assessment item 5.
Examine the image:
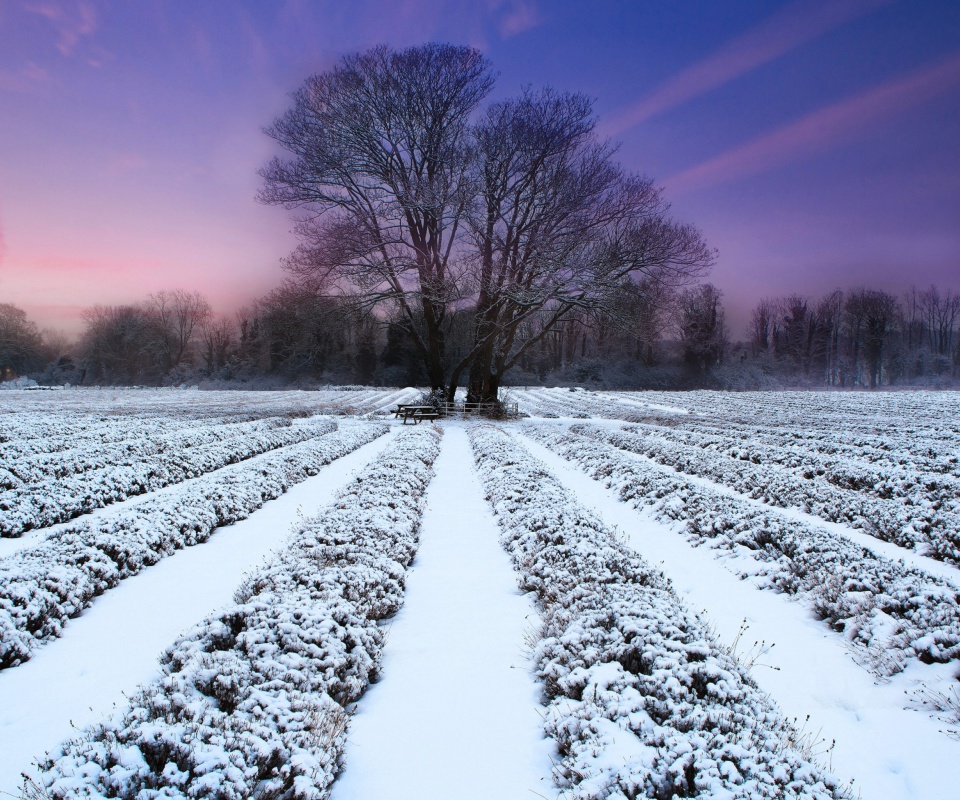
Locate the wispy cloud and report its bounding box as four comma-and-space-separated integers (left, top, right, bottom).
667, 53, 960, 194
0, 61, 49, 93
26, 0, 98, 57
106, 153, 149, 176
602, 0, 894, 137
495, 0, 543, 39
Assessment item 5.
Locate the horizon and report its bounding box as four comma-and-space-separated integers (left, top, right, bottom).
1, 0, 958, 339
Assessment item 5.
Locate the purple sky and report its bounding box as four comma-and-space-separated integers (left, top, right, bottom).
1, 0, 958, 337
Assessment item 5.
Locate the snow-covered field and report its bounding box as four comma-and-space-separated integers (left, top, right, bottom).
1, 386, 958, 798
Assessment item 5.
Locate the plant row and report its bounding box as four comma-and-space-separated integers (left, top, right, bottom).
633, 419, 960, 510
670, 414, 958, 473
0, 422, 388, 669
0, 415, 185, 460
584, 423, 960, 563
572, 426, 960, 562
33, 424, 441, 800
0, 416, 300, 489
0, 417, 338, 537
469, 424, 844, 799
524, 424, 960, 676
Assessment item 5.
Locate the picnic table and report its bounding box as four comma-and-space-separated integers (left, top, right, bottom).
393, 404, 441, 424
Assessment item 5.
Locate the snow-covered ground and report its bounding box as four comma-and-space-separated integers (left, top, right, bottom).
330, 427, 555, 800
1, 387, 958, 799
519, 431, 960, 799
0, 428, 399, 794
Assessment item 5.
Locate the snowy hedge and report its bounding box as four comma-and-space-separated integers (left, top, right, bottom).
0, 422, 388, 669
0, 416, 298, 489
524, 424, 960, 676
469, 424, 843, 800
34, 424, 441, 799
0, 417, 339, 537
592, 423, 960, 562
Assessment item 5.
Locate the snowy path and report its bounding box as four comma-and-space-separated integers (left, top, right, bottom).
0, 428, 398, 796
519, 433, 960, 800
330, 425, 555, 800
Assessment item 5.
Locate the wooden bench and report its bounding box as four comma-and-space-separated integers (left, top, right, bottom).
398, 405, 441, 424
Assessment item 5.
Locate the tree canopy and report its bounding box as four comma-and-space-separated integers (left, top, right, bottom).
260, 42, 714, 401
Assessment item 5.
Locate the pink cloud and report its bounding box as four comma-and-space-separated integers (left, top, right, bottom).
496, 0, 543, 39
0, 60, 50, 93
602, 0, 894, 137
26, 0, 98, 57
667, 52, 960, 194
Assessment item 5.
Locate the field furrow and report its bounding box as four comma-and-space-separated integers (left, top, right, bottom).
0, 423, 388, 667
331, 427, 553, 800
470, 424, 845, 800
0, 427, 402, 796
28, 424, 442, 799
522, 424, 960, 678
512, 428, 960, 800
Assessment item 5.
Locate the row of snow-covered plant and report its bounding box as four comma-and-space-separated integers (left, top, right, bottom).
519, 389, 960, 477
582, 422, 960, 562
0, 415, 300, 486
622, 416, 960, 512
523, 423, 960, 676
469, 425, 846, 799
32, 425, 441, 799
0, 422, 387, 668
0, 386, 419, 428
0, 416, 340, 537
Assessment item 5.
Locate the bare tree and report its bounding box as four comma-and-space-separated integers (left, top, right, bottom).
260, 43, 494, 392
678, 283, 726, 377
749, 298, 773, 356
260, 44, 712, 401
199, 315, 235, 375
147, 290, 212, 372
454, 88, 712, 402
80, 304, 159, 384
0, 303, 44, 379
845, 288, 898, 388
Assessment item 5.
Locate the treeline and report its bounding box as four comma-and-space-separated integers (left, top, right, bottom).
3, 281, 958, 390
743, 286, 960, 388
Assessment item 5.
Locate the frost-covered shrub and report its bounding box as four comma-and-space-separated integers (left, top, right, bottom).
469, 425, 844, 799
0, 423, 389, 668
587, 423, 960, 563
524, 424, 960, 674
0, 417, 340, 537
36, 424, 442, 799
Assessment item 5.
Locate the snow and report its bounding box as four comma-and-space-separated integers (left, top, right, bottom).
518, 430, 960, 800
330, 425, 555, 800
1, 388, 958, 799
0, 428, 400, 796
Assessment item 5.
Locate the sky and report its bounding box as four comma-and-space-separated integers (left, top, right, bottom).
1, 0, 958, 338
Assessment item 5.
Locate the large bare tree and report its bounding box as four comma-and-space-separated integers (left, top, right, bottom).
455, 88, 712, 402
259, 43, 493, 392
260, 44, 713, 401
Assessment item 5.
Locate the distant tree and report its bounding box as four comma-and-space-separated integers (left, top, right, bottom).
79, 304, 159, 384
199, 315, 235, 376
260, 43, 713, 402
0, 303, 44, 379
147, 290, 212, 372
749, 298, 773, 356
678, 283, 726, 378
844, 288, 899, 388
